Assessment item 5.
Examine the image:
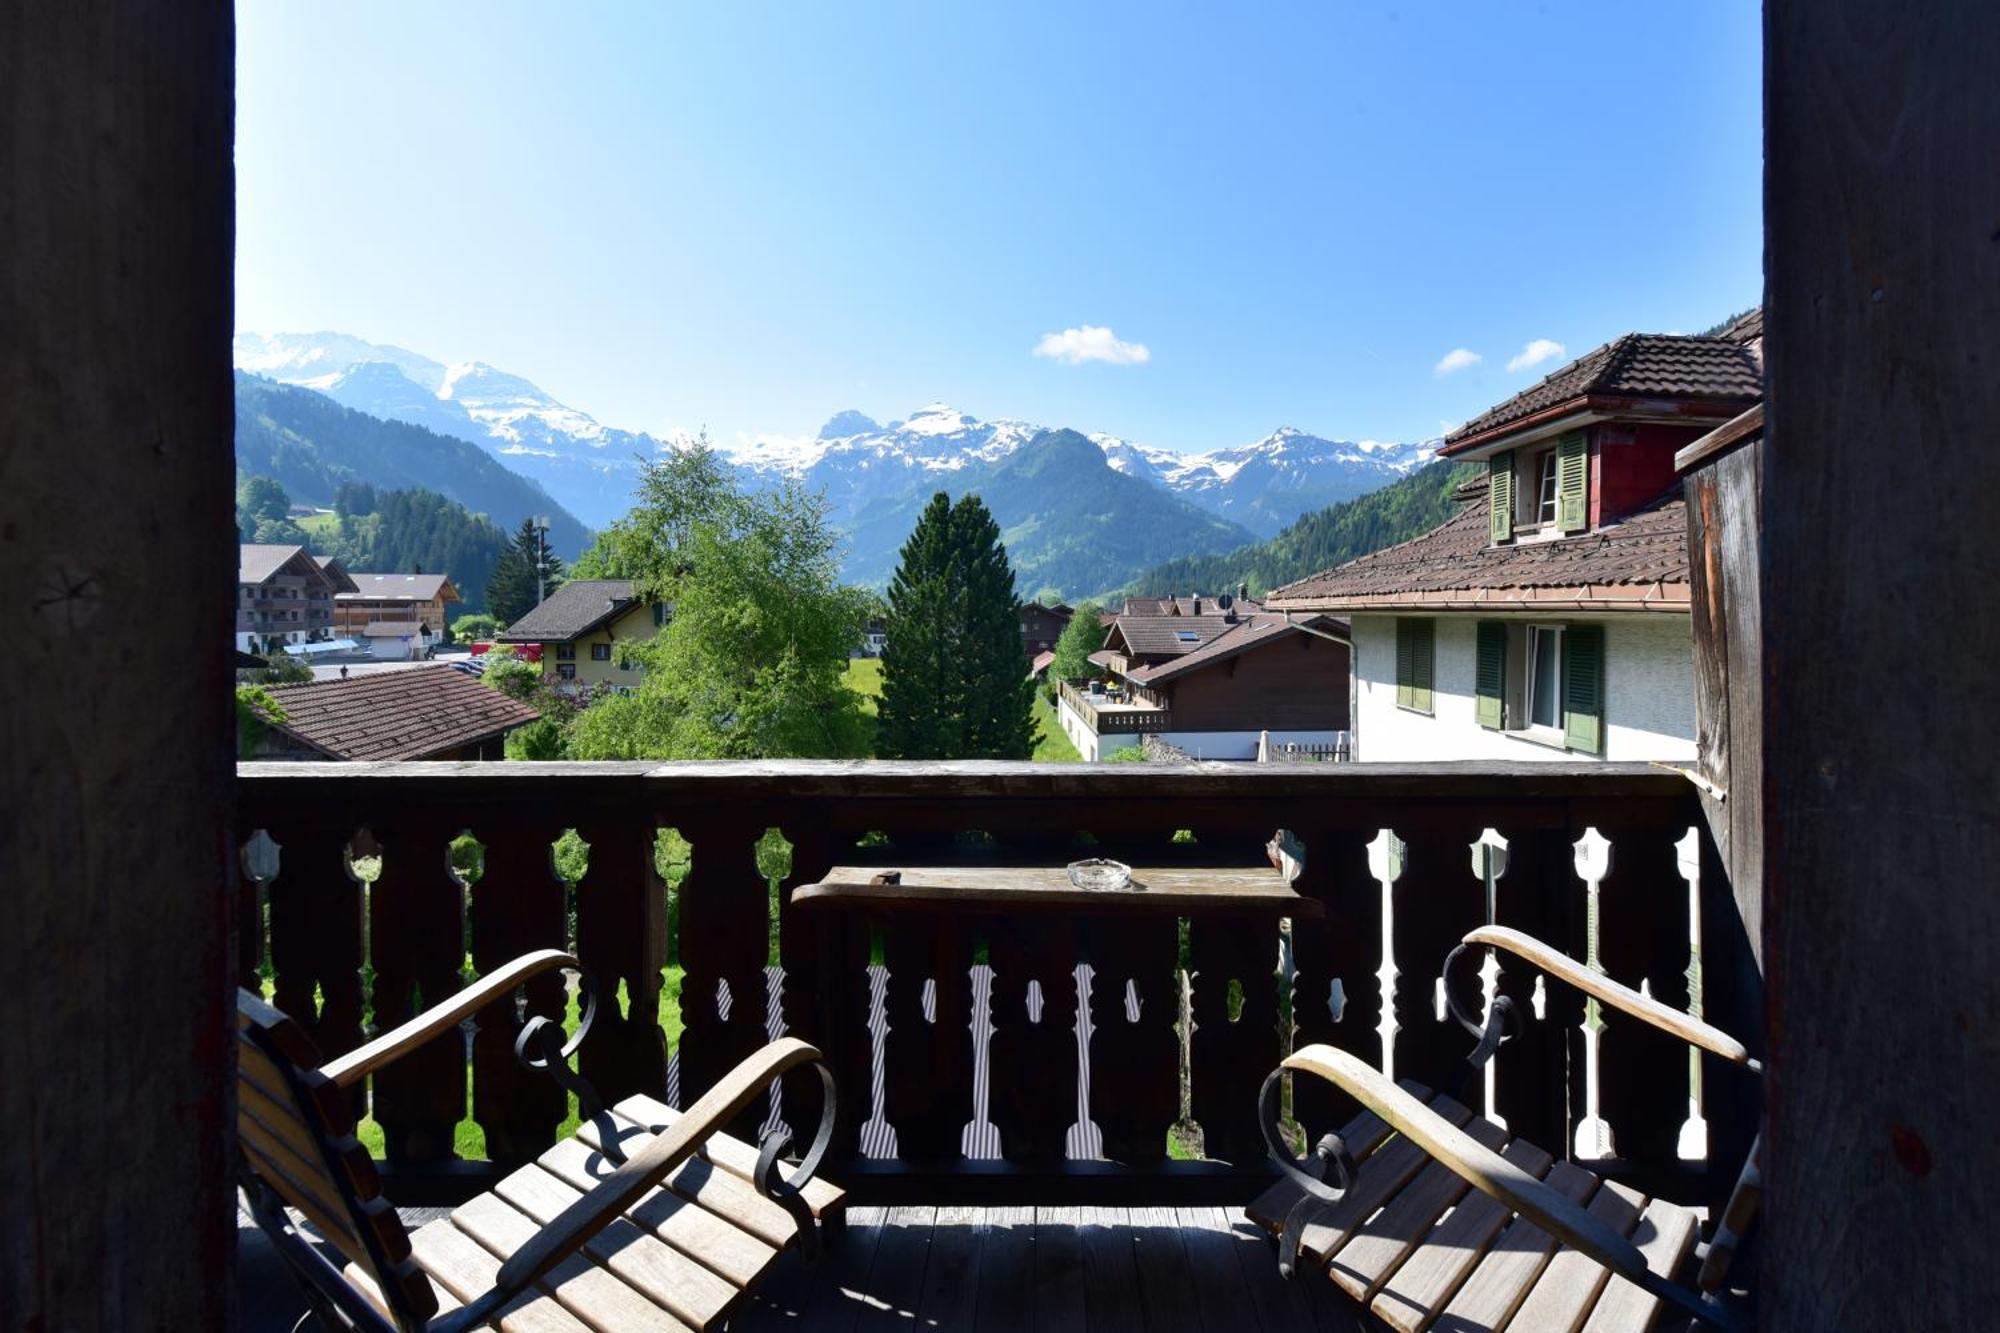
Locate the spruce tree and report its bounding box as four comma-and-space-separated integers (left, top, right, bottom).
486, 517, 563, 627
878, 493, 1036, 759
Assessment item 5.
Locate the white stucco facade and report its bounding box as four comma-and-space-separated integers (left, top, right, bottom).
1349, 612, 1696, 762
1056, 695, 1341, 762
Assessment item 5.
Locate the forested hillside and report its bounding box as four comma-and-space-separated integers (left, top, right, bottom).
234, 372, 590, 558
1125, 457, 1477, 599
317, 485, 512, 614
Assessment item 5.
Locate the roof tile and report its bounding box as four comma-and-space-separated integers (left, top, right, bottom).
1445, 333, 1761, 448
260, 665, 540, 762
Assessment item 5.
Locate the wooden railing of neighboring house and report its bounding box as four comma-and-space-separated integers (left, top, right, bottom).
234, 760, 1755, 1210
1057, 678, 1174, 735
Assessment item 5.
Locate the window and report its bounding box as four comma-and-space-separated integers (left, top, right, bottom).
1533, 450, 1559, 527
591, 643, 612, 661
557, 662, 577, 682
1176, 630, 1200, 643
556, 644, 576, 661
1524, 623, 1565, 733
1394, 618, 1435, 714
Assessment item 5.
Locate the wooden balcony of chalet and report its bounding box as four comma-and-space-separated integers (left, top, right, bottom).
233, 759, 1762, 1329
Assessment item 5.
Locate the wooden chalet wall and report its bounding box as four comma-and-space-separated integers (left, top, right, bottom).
1765, 2, 2000, 1326
0, 3, 237, 1328
1158, 631, 1350, 731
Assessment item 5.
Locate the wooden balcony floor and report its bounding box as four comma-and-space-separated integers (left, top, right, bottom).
240, 1203, 1363, 1331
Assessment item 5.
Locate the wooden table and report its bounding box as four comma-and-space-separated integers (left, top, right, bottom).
791, 862, 1321, 919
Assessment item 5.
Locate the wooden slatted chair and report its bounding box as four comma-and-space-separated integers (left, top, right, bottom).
1247, 926, 1761, 1332
237, 948, 843, 1332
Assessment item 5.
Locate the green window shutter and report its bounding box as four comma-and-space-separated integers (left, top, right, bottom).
1556, 431, 1589, 532
1563, 623, 1605, 753
1488, 455, 1514, 543
1395, 619, 1414, 709
1475, 621, 1506, 729
1410, 619, 1435, 713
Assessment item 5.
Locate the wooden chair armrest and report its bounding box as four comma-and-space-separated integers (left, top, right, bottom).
1463, 926, 1755, 1067
490, 1037, 825, 1298
319, 949, 581, 1088
1285, 1044, 1737, 1331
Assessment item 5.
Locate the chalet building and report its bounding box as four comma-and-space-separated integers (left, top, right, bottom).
236, 543, 357, 654
496, 578, 667, 687
248, 664, 540, 761
1018, 601, 1073, 661
1268, 316, 1763, 762
1057, 598, 1348, 760
1120, 588, 1261, 618
332, 571, 463, 641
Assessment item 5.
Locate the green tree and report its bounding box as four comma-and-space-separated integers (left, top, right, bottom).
235, 684, 287, 759
451, 612, 502, 643
487, 518, 563, 627
238, 475, 291, 526
563, 444, 871, 760
1048, 600, 1107, 684
878, 493, 1037, 759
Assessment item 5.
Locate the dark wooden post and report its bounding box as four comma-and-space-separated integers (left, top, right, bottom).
1764, 3, 2000, 1325
0, 2, 236, 1327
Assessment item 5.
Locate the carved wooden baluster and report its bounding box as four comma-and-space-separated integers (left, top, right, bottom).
882, 910, 973, 1161
1592, 818, 1697, 1167
569, 817, 666, 1109
237, 829, 279, 989
1366, 829, 1407, 1079
1085, 915, 1178, 1164
1676, 827, 1708, 1161
780, 817, 866, 1160
468, 822, 568, 1167
1189, 917, 1279, 1164
1469, 829, 1510, 1128
368, 821, 468, 1169
1572, 827, 1616, 1160
675, 817, 769, 1140
267, 821, 367, 1082
1289, 829, 1376, 1136
987, 916, 1079, 1163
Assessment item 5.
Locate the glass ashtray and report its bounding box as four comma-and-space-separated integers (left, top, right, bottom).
1066, 858, 1134, 891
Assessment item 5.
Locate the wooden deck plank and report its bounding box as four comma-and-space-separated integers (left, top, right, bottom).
1036, 1205, 1090, 1333
1219, 1211, 1354, 1333
576, 1113, 800, 1247
913, 1204, 987, 1331
1128, 1206, 1201, 1333
1173, 1207, 1268, 1333
854, 1205, 935, 1331
1369, 1136, 1557, 1332
973, 1206, 1037, 1332
1079, 1206, 1146, 1333
1327, 1114, 1512, 1303
448, 1194, 690, 1333
785, 1205, 886, 1333
1293, 1095, 1478, 1270
1431, 1162, 1602, 1332
1577, 1197, 1701, 1333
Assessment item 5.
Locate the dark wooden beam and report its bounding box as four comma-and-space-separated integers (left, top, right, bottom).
0, 3, 236, 1327
1764, 2, 2000, 1325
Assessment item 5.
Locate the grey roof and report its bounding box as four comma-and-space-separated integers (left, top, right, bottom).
239, 544, 316, 584
338, 572, 459, 601
497, 580, 641, 643
1442, 333, 1762, 450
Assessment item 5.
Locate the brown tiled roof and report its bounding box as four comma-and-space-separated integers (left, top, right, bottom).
498, 579, 640, 643
1129, 613, 1348, 686
260, 664, 540, 761
1121, 593, 1263, 617
1111, 614, 1239, 657
1266, 493, 1691, 612
1717, 308, 1763, 343
340, 572, 459, 601
1442, 334, 1761, 451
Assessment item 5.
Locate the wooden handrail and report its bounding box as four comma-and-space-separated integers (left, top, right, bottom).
319, 949, 582, 1089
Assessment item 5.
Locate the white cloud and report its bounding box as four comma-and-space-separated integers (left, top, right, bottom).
1033, 325, 1151, 366
1506, 338, 1567, 373
1433, 347, 1482, 376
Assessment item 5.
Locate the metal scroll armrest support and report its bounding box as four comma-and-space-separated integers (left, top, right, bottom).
1440, 939, 1521, 1101
749, 1060, 839, 1263
1257, 1064, 1357, 1279
511, 963, 621, 1162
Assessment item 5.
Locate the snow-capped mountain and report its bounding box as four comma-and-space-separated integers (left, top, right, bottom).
232, 332, 1435, 588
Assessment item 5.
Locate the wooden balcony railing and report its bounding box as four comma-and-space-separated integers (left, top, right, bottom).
1057, 679, 1174, 735
233, 760, 1753, 1208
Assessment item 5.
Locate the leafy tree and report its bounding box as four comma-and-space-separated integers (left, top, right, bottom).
238, 475, 291, 526
235, 685, 287, 758
451, 612, 502, 643
1048, 600, 1107, 685
481, 646, 541, 702
487, 518, 564, 627
878, 493, 1037, 759
564, 444, 871, 760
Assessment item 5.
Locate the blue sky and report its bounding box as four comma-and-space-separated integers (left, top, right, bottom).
235, 3, 1762, 454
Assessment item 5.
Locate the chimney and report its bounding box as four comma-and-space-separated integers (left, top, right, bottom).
1191, 595, 1203, 616
1239, 582, 1250, 603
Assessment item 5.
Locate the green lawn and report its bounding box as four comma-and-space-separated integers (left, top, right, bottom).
295, 510, 341, 537
846, 656, 1079, 762
842, 656, 882, 717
